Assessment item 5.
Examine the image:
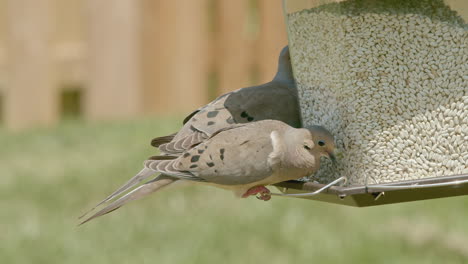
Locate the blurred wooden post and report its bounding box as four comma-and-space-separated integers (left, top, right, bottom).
140, 0, 161, 113
4, 0, 58, 130
0, 0, 6, 91
84, 0, 142, 120
216, 0, 254, 94
142, 0, 210, 113
55, 0, 86, 87
257, 0, 288, 83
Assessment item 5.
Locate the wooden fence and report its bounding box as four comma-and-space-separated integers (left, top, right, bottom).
0, 0, 288, 130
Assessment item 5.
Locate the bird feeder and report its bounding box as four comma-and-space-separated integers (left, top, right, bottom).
274, 0, 468, 206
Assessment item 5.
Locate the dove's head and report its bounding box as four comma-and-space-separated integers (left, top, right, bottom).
275, 46, 294, 83
304, 125, 336, 163
282, 125, 335, 169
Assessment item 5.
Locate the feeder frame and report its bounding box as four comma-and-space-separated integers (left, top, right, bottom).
273, 173, 468, 207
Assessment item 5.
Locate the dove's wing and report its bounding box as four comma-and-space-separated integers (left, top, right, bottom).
157, 95, 235, 154
156, 81, 299, 155
224, 81, 300, 128
144, 125, 246, 182
221, 45, 300, 128
154, 45, 299, 155
151, 133, 176, 148
157, 128, 208, 154
166, 120, 289, 185
182, 109, 200, 125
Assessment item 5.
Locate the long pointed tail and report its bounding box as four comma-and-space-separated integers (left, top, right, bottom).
78, 167, 156, 219
79, 174, 177, 225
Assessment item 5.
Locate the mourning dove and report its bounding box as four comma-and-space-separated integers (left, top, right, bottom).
80, 120, 335, 224
152, 46, 300, 155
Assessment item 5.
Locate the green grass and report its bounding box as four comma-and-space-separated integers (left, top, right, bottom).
1, 117, 468, 264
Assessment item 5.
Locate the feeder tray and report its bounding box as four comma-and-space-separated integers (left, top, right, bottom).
273, 173, 468, 207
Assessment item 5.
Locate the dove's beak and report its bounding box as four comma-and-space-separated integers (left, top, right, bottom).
328, 152, 337, 164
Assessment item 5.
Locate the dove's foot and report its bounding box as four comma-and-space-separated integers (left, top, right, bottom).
241, 186, 271, 201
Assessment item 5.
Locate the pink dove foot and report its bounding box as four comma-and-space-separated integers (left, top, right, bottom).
241, 186, 271, 201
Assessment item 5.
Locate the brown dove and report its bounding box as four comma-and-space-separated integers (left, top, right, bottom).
80, 120, 335, 224
152, 45, 300, 155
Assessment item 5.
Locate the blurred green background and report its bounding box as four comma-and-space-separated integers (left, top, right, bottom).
1, 0, 467, 263
1, 117, 468, 264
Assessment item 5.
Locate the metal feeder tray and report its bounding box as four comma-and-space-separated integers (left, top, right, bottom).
273, 173, 468, 207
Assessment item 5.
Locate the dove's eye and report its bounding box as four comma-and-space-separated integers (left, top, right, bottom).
318, 140, 326, 147
304, 145, 311, 150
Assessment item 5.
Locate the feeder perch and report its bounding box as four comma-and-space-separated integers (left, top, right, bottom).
276, 0, 468, 206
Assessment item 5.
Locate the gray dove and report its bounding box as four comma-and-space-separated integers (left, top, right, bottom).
152, 45, 300, 155
80, 120, 335, 224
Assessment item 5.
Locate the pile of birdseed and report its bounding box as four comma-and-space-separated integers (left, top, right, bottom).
287, 0, 467, 185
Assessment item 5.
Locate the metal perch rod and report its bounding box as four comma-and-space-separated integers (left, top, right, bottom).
367, 179, 468, 191
271, 176, 347, 197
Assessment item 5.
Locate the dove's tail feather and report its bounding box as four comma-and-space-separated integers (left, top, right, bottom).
151, 133, 177, 147
79, 156, 179, 220
79, 175, 177, 225
79, 167, 157, 219
147, 155, 179, 160
159, 132, 208, 154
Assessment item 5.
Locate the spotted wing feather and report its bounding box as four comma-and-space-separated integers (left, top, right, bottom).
174, 120, 289, 185
143, 159, 205, 182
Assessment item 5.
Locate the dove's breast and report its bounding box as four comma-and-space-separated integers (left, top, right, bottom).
205, 167, 312, 198
195, 136, 275, 185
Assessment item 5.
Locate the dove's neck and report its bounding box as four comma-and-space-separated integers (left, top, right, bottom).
280, 129, 317, 170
